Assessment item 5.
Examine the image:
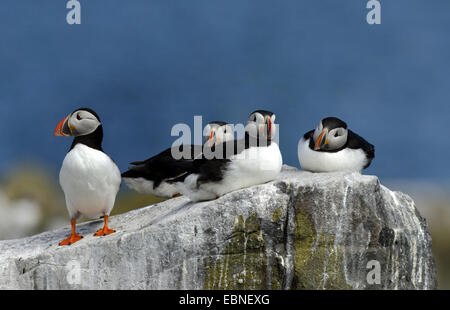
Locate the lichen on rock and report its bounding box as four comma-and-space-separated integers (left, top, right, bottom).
292, 206, 351, 290
204, 214, 266, 290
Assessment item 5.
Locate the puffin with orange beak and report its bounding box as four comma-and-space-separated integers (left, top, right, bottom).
55, 108, 121, 246
298, 117, 374, 173
174, 110, 282, 202
121, 121, 234, 198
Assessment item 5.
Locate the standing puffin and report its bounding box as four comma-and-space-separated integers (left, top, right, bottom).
121, 121, 234, 198
175, 110, 283, 202
298, 117, 375, 172
54, 108, 121, 246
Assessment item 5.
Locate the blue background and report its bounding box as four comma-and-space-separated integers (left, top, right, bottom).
0, 0, 449, 181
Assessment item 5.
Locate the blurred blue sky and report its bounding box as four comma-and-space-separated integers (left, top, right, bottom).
0, 0, 449, 180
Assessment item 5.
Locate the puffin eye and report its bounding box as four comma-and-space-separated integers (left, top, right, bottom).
77, 113, 82, 121
334, 128, 346, 137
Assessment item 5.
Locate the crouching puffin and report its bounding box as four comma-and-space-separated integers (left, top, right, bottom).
54, 108, 121, 245
175, 110, 283, 202
121, 121, 234, 198
298, 117, 375, 172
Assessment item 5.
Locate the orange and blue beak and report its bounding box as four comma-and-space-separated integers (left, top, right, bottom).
266, 117, 272, 139
54, 115, 72, 137
314, 128, 329, 150
206, 130, 215, 147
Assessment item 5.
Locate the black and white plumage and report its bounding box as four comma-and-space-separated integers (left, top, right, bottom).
175, 110, 283, 202
121, 122, 234, 198
55, 108, 121, 245
298, 117, 375, 172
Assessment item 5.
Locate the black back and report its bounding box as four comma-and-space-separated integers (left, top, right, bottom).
121, 145, 202, 188
169, 131, 272, 186
121, 120, 233, 189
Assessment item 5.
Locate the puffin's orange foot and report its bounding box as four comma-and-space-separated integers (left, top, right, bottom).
94, 227, 115, 236
59, 234, 83, 246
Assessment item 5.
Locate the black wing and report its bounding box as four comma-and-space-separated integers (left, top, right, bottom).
303, 129, 315, 149
347, 130, 375, 168
303, 129, 314, 140
169, 132, 273, 185
167, 142, 234, 184
121, 145, 202, 188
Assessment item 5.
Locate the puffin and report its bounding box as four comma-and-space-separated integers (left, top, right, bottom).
54, 108, 121, 246
121, 121, 234, 198
174, 110, 283, 202
298, 117, 375, 172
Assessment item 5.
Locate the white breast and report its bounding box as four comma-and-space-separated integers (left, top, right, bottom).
178, 143, 283, 202
298, 137, 367, 173
59, 144, 121, 219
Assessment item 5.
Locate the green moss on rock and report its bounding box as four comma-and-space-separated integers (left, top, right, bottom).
272, 207, 282, 223
293, 203, 352, 290
204, 213, 287, 290
204, 214, 266, 289
204, 205, 353, 290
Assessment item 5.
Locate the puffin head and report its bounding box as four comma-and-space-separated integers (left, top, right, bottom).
54, 108, 102, 137
204, 121, 234, 147
245, 110, 276, 141
313, 117, 348, 151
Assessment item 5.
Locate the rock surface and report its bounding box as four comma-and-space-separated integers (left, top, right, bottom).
0, 166, 437, 290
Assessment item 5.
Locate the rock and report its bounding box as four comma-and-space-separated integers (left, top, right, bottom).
0, 166, 437, 290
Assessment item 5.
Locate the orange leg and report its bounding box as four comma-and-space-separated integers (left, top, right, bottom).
59, 220, 83, 246
94, 215, 115, 236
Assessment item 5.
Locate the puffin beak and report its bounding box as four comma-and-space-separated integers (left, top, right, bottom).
314, 128, 329, 150
54, 115, 72, 137
206, 130, 215, 147
266, 117, 272, 139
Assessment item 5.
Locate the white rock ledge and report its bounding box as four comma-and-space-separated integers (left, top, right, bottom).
0, 166, 437, 290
